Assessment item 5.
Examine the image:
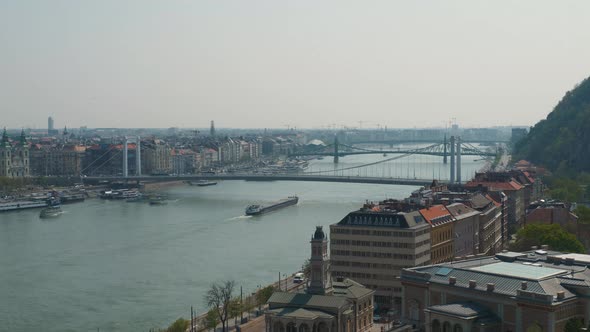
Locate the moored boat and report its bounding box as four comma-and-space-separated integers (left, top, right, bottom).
0, 200, 48, 212
245, 196, 299, 216
40, 205, 62, 218
196, 181, 217, 187
149, 199, 168, 206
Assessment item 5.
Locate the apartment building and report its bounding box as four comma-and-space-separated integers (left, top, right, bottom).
419, 205, 454, 264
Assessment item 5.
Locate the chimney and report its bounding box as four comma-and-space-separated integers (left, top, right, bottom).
449, 277, 456, 285
557, 291, 565, 300
486, 283, 495, 292
469, 280, 477, 289
521, 281, 528, 290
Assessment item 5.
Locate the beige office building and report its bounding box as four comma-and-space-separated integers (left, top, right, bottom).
330, 207, 431, 312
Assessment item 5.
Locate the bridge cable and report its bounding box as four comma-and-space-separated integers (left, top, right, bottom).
304, 143, 439, 175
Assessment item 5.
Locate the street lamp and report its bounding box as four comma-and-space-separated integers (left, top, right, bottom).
283, 273, 288, 291
257, 284, 262, 312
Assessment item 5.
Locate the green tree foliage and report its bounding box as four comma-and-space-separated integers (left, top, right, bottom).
548, 177, 583, 202
575, 205, 590, 224
205, 308, 219, 332
564, 317, 584, 332
301, 259, 311, 279
513, 76, 590, 174
255, 285, 275, 308
204, 280, 235, 332
511, 224, 585, 253
228, 297, 242, 320
164, 318, 189, 332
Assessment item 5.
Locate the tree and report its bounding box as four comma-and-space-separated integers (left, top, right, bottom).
165, 318, 189, 332
301, 259, 311, 279
255, 285, 275, 309
228, 297, 242, 325
204, 280, 235, 332
564, 317, 584, 332
575, 205, 590, 224
205, 308, 219, 332
510, 224, 585, 253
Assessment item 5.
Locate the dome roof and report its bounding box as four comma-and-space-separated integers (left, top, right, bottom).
313, 226, 325, 240
306, 139, 326, 146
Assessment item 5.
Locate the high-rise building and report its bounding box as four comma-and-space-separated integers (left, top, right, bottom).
210, 120, 216, 137
48, 116, 58, 135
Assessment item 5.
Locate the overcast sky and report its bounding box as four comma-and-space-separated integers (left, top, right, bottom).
1, 1, 589, 130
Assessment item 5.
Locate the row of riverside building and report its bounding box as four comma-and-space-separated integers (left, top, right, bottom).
330, 166, 543, 312
0, 128, 307, 177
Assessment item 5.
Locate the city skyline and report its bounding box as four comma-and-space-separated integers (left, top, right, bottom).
2, 1, 590, 129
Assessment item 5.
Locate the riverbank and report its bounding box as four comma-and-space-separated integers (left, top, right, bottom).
189, 272, 304, 332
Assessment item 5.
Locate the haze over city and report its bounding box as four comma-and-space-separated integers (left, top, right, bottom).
2, 0, 590, 129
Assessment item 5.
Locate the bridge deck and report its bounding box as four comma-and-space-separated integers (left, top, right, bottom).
85, 174, 436, 187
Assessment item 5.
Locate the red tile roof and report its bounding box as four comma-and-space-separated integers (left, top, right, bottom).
464, 180, 523, 191
419, 205, 454, 225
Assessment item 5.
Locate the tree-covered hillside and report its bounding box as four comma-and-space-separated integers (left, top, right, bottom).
514, 76, 590, 174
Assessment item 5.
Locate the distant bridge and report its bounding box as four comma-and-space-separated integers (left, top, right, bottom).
84, 174, 436, 187
348, 138, 508, 145
291, 141, 498, 158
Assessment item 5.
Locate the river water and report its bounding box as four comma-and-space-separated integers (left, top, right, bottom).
0, 154, 486, 332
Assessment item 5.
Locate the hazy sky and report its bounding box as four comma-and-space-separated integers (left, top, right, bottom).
1, 1, 590, 129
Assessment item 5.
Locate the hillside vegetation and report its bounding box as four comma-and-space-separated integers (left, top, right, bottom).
514, 76, 590, 175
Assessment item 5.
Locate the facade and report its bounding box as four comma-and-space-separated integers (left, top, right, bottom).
141, 139, 171, 175
419, 205, 454, 264
401, 250, 590, 332
29, 144, 85, 176
265, 226, 374, 332
171, 149, 198, 174
467, 194, 504, 255
465, 172, 525, 234
0, 129, 30, 178
330, 207, 430, 310
445, 203, 480, 258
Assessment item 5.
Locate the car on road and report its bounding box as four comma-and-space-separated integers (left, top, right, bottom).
293, 272, 305, 283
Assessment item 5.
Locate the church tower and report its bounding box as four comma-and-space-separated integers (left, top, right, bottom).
307, 226, 333, 295
15, 129, 30, 177
0, 128, 10, 177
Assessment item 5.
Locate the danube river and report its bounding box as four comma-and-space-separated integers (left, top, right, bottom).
0, 155, 486, 332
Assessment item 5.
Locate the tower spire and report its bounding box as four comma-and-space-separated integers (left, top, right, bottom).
19, 129, 27, 146
1, 128, 9, 147
306, 226, 333, 295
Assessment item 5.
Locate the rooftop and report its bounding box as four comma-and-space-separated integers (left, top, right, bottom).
401, 250, 590, 303
470, 262, 567, 281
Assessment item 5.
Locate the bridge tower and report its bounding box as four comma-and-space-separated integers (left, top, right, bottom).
122, 136, 142, 177
450, 136, 455, 183
333, 136, 339, 163
456, 136, 462, 184
443, 135, 448, 164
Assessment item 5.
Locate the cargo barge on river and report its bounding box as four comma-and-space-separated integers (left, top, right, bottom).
245, 196, 298, 216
